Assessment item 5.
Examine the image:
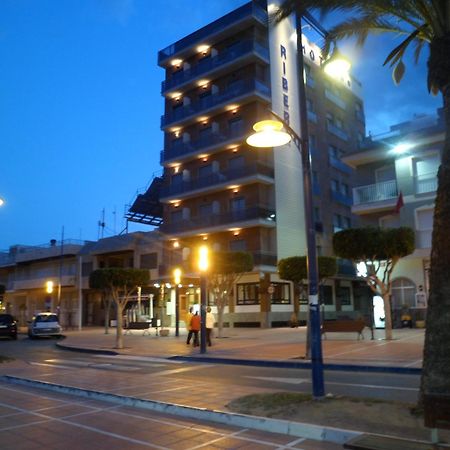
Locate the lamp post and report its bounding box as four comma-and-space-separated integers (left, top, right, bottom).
246, 9, 350, 399
198, 245, 209, 354
173, 268, 182, 337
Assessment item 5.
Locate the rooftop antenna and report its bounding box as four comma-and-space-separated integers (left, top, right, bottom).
98, 208, 105, 239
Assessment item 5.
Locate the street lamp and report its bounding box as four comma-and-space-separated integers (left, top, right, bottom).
0, 197, 4, 207
246, 10, 351, 399
173, 268, 182, 337
198, 245, 209, 354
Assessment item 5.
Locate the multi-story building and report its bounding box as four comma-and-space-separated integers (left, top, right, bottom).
127, 0, 368, 326
343, 109, 444, 325
0, 231, 165, 328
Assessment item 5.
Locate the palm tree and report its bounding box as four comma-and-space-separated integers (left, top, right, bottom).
276, 0, 450, 399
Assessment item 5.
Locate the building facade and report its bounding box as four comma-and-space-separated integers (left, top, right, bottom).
343, 109, 444, 326
127, 0, 368, 326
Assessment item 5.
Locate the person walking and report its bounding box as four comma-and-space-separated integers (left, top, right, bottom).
206, 306, 215, 346
185, 307, 194, 345
190, 311, 201, 347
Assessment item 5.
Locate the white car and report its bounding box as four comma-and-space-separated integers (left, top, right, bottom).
28, 312, 62, 339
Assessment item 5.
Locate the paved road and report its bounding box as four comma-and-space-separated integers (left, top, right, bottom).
0, 380, 341, 450
0, 336, 420, 403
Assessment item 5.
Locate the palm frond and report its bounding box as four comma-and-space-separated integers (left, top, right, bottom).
392, 60, 406, 84
413, 38, 426, 64
383, 26, 424, 66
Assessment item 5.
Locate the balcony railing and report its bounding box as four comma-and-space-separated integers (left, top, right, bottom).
161, 125, 250, 163
307, 110, 317, 123
161, 79, 270, 128
327, 123, 348, 141
253, 252, 277, 266
353, 179, 398, 205
160, 163, 274, 198
162, 40, 269, 93
158, 2, 267, 64
325, 89, 346, 110
161, 206, 276, 234
415, 174, 438, 194
329, 155, 352, 174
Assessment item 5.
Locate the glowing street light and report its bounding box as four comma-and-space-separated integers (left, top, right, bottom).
198, 245, 209, 353
173, 268, 182, 337
0, 197, 4, 207
46, 281, 54, 294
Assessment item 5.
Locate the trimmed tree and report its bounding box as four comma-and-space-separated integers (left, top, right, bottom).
208, 251, 253, 337
89, 270, 114, 335
278, 256, 337, 357
333, 227, 415, 340
89, 268, 150, 349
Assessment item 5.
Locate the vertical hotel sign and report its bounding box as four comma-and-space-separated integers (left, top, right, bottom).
267, 0, 307, 258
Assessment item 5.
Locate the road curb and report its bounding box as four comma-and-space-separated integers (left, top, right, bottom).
56, 341, 421, 375
2, 375, 361, 445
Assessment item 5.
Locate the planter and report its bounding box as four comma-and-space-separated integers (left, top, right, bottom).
159, 329, 170, 337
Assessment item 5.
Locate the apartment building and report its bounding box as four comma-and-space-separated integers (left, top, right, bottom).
0, 231, 165, 328
343, 109, 444, 325
125, 0, 368, 326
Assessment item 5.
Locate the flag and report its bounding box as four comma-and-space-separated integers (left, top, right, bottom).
395, 191, 404, 214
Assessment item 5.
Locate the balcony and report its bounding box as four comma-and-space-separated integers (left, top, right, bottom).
329, 155, 352, 175
325, 89, 346, 110
331, 190, 353, 207
158, 2, 267, 65
162, 40, 269, 94
160, 163, 274, 200
161, 79, 270, 129
161, 206, 276, 235
415, 174, 438, 194
327, 123, 348, 141
161, 125, 250, 164
352, 179, 398, 214
13, 274, 77, 291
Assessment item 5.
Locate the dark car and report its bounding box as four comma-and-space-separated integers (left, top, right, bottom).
0, 314, 18, 340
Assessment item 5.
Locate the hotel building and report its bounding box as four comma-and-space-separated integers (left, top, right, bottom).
127, 0, 368, 326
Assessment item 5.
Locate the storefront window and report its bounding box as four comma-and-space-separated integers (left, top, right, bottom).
236, 283, 259, 305
270, 282, 291, 304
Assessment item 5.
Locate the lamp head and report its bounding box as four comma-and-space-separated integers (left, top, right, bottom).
46, 281, 54, 294
246, 119, 291, 148
173, 268, 182, 285
198, 245, 209, 272
323, 47, 351, 79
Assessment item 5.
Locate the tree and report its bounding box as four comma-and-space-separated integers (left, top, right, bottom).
278, 256, 337, 357
276, 0, 450, 398
89, 270, 114, 335
208, 251, 253, 337
333, 227, 414, 340
89, 268, 149, 349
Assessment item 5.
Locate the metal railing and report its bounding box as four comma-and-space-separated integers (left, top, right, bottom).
160, 206, 276, 234
160, 125, 250, 163
325, 89, 346, 110
327, 123, 348, 141
162, 40, 269, 92
160, 163, 274, 198
329, 155, 352, 174
161, 79, 270, 127
353, 179, 398, 205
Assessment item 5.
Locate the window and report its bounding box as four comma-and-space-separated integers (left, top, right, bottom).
309, 134, 316, 152
172, 137, 182, 149
328, 145, 339, 158
342, 216, 351, 229
333, 214, 342, 232
230, 197, 245, 211
416, 208, 433, 248
306, 98, 314, 112
198, 126, 212, 143
314, 207, 321, 221
391, 278, 416, 309
230, 239, 246, 251
331, 179, 339, 192
171, 210, 183, 223
337, 286, 351, 306
198, 163, 212, 178
340, 183, 349, 196
140, 253, 158, 270
320, 285, 334, 305
270, 282, 291, 304
199, 203, 212, 216
228, 155, 245, 170
236, 283, 260, 305
171, 173, 182, 185
414, 154, 439, 194
228, 117, 244, 134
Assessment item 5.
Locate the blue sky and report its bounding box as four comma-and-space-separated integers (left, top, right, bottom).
0, 0, 441, 249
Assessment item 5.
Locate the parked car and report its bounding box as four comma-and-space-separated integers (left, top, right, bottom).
28, 313, 62, 339
0, 314, 18, 340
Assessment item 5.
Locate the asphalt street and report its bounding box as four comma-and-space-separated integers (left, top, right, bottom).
0, 336, 420, 403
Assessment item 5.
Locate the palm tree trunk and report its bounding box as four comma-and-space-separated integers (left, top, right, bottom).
421, 79, 450, 398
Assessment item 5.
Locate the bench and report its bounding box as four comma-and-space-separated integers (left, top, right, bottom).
321, 319, 366, 340
124, 321, 152, 336
424, 393, 450, 444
